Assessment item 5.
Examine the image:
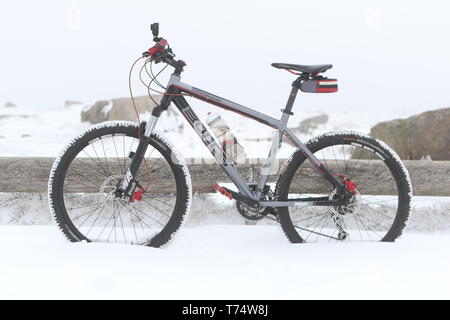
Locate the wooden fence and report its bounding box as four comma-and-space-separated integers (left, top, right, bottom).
0, 157, 449, 196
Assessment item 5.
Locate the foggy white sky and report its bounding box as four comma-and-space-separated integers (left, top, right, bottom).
1, 0, 450, 118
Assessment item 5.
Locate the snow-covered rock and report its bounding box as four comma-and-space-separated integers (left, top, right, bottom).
3, 102, 16, 108
81, 95, 163, 123
292, 113, 329, 134
64, 100, 83, 108
370, 107, 450, 160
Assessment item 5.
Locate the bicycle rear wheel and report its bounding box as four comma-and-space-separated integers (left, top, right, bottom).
275, 132, 412, 243
48, 121, 191, 247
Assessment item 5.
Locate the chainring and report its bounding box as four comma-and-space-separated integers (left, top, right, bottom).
236, 184, 276, 221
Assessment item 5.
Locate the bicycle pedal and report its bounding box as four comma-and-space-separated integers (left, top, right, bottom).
214, 184, 233, 200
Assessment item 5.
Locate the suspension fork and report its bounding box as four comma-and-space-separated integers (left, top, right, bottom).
118, 122, 151, 196
119, 93, 172, 196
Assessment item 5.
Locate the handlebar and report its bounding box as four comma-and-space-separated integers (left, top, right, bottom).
142, 39, 167, 59
142, 38, 186, 74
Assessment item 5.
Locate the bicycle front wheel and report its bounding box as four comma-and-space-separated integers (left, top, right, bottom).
48, 121, 191, 247
275, 132, 412, 243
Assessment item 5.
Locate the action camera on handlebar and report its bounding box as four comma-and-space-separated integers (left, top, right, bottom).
151, 22, 161, 42
143, 23, 186, 74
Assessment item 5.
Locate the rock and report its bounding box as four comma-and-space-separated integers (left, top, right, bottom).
65, 100, 83, 108
370, 107, 450, 160
21, 134, 31, 138
0, 114, 35, 120
81, 95, 163, 124
4, 102, 16, 108
293, 114, 329, 134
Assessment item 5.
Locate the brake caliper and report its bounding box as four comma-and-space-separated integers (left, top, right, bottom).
343, 177, 358, 195
130, 187, 145, 202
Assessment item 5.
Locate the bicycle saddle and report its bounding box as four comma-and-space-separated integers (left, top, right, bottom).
271, 63, 333, 74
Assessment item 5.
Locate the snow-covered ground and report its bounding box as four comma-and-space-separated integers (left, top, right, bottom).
1, 224, 449, 299
1, 192, 450, 232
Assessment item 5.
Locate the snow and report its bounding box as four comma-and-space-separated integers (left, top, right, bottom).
1, 224, 449, 299
2, 192, 449, 231
101, 101, 113, 116
0, 103, 91, 157
0, 100, 398, 159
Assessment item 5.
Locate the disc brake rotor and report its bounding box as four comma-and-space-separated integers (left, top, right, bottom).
98, 174, 125, 204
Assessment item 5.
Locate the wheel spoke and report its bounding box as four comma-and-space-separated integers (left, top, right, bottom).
283, 137, 406, 243
57, 129, 180, 245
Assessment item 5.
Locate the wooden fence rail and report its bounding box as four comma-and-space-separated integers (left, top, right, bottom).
0, 157, 449, 196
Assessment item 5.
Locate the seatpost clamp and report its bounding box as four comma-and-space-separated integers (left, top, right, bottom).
281, 109, 294, 115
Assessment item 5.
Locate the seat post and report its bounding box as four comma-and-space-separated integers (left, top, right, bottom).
280, 77, 302, 125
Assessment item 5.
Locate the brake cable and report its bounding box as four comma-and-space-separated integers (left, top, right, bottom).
139, 59, 192, 97
128, 56, 145, 125
128, 56, 151, 192
146, 60, 166, 90
139, 59, 168, 106
128, 55, 192, 195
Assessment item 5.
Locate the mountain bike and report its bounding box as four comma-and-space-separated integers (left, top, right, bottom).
48, 23, 412, 247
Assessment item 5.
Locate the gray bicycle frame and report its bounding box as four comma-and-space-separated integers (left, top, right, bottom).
144, 73, 339, 207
